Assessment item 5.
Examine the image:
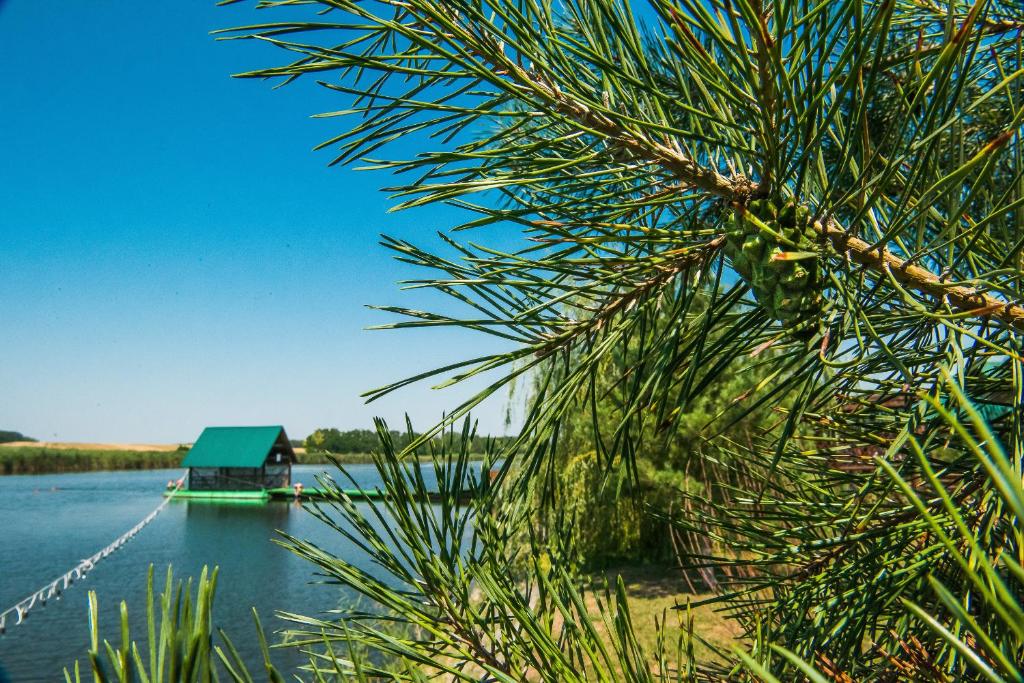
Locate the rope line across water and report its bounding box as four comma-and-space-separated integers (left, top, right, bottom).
0, 472, 187, 634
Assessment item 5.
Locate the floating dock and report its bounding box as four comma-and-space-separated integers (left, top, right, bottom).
166, 487, 463, 503
169, 489, 271, 501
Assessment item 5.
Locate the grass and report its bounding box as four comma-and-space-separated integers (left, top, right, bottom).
593, 564, 740, 663
433, 563, 741, 681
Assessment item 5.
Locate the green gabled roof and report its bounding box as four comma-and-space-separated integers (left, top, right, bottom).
182, 426, 293, 468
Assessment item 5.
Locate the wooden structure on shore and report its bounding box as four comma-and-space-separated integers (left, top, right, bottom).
182, 426, 295, 492
170, 426, 482, 503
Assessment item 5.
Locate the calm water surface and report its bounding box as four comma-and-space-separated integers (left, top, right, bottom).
0, 464, 453, 681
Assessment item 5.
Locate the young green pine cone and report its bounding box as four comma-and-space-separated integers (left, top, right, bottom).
781, 264, 810, 292
742, 234, 767, 262
724, 199, 825, 340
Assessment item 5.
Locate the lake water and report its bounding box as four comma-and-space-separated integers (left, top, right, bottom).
0, 464, 452, 681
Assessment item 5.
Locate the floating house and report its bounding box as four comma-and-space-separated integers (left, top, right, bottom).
182, 426, 295, 492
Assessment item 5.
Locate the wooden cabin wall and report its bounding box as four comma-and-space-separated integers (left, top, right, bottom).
189, 466, 290, 490
262, 463, 290, 488
189, 467, 265, 491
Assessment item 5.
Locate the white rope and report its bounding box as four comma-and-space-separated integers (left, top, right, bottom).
0, 472, 186, 634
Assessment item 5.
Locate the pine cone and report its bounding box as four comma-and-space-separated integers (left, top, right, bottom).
725, 199, 824, 340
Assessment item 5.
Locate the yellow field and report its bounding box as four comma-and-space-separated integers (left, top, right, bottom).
0, 441, 182, 451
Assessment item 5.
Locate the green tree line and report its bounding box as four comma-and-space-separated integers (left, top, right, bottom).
0, 429, 35, 444
304, 427, 513, 455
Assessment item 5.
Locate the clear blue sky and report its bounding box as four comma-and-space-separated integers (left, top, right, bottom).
0, 2, 518, 443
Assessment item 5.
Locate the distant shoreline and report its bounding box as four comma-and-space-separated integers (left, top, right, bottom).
0, 443, 487, 475
1, 440, 181, 451
0, 445, 183, 475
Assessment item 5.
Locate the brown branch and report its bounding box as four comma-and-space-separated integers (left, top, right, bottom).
821, 222, 1024, 331
506, 64, 746, 198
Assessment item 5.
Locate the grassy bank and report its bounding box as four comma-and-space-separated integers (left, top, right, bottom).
590, 564, 739, 663
0, 446, 184, 475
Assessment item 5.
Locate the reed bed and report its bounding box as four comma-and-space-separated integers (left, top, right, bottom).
0, 446, 182, 475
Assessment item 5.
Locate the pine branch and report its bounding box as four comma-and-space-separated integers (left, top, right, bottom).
506, 60, 1024, 330
219, 0, 1024, 332
514, 65, 744, 197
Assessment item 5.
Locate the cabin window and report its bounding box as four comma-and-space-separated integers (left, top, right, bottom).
275, 453, 282, 463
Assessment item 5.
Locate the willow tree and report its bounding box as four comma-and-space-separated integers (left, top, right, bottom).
213, 0, 1024, 679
